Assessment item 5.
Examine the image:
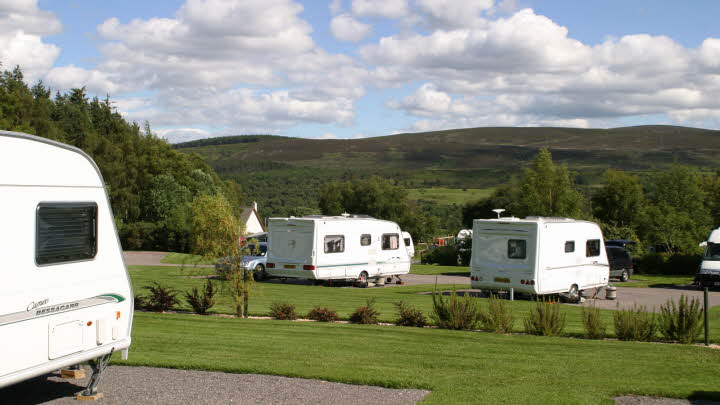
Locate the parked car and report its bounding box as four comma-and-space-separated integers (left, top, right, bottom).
606, 245, 633, 282
215, 242, 268, 281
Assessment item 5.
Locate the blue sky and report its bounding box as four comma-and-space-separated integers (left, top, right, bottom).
3, 0, 720, 142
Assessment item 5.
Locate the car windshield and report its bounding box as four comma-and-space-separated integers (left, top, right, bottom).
245, 244, 267, 256
704, 243, 720, 261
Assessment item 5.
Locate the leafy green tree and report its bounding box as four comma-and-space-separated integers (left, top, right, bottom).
638, 166, 711, 254
512, 148, 586, 218
592, 170, 645, 229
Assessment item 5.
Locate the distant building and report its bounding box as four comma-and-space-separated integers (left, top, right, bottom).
240, 201, 265, 235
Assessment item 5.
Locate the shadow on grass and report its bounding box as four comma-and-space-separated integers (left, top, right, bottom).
688, 391, 720, 403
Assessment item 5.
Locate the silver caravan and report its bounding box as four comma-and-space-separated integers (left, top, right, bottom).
0, 131, 133, 393
470, 217, 609, 297
266, 215, 411, 283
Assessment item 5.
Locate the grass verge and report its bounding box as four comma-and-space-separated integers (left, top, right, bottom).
613, 274, 695, 289
117, 312, 720, 404
411, 264, 469, 276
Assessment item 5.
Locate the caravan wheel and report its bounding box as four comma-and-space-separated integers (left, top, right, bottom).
568, 284, 579, 298
356, 271, 369, 288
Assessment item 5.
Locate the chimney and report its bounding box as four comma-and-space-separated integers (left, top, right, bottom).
253, 201, 258, 211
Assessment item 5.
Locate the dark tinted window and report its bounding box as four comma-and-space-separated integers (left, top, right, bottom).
361, 234, 371, 246
565, 241, 575, 253
324, 235, 344, 253
508, 239, 526, 259
586, 239, 601, 257
404, 238, 411, 247
382, 234, 399, 250
36, 203, 97, 265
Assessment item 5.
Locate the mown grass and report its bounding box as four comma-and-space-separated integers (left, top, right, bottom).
128, 265, 720, 341
160, 252, 214, 265
613, 274, 695, 289
407, 187, 495, 205
411, 264, 469, 276
118, 312, 720, 404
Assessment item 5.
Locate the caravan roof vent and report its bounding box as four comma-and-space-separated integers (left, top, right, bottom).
341, 212, 350, 217
525, 216, 575, 222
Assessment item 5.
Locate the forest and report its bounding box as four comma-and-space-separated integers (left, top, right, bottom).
0, 64, 243, 252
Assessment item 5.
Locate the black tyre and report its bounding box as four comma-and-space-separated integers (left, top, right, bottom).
253, 264, 266, 281
620, 270, 629, 282
357, 271, 369, 288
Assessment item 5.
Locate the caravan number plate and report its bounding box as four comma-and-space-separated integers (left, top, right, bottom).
284, 264, 296, 269
494, 277, 510, 283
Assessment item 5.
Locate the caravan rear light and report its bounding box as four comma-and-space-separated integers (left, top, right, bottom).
303, 265, 315, 270
521, 280, 526, 284
530, 280, 535, 285
267, 263, 275, 268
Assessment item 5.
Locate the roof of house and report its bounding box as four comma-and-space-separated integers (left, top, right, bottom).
239, 206, 265, 231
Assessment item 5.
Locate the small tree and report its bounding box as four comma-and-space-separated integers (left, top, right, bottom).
190, 194, 253, 318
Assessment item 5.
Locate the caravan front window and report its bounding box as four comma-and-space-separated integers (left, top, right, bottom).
704, 243, 720, 260
324, 235, 345, 253
382, 234, 399, 250
36, 202, 97, 265
507, 239, 526, 259
586, 239, 601, 257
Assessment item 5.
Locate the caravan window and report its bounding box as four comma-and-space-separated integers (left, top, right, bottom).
507, 239, 526, 259
382, 234, 399, 250
586, 239, 601, 257
36, 202, 98, 265
404, 238, 411, 247
324, 235, 345, 253
360, 234, 372, 246
508, 239, 527, 259
565, 241, 575, 253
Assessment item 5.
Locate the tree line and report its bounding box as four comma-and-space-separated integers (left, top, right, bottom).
0, 64, 244, 252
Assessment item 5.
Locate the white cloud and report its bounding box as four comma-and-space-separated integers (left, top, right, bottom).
352, 0, 408, 19
45, 65, 119, 95
0, 1, 60, 82
416, 0, 493, 28
331, 14, 371, 42
330, 0, 343, 15
155, 127, 212, 143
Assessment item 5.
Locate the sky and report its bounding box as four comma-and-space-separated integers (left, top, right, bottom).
1, 0, 720, 143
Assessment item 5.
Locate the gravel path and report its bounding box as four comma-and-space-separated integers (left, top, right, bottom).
615, 396, 720, 405
2, 366, 430, 405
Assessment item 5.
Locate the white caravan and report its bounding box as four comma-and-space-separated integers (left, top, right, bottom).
697, 227, 720, 289
0, 131, 133, 394
469, 217, 609, 297
266, 215, 411, 283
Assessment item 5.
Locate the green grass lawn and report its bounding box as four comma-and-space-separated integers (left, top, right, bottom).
128, 265, 720, 341
160, 252, 214, 265
612, 274, 695, 289
411, 264, 469, 276
118, 312, 720, 404
407, 187, 494, 205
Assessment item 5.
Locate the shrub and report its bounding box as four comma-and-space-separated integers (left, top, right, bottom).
421, 246, 459, 266
350, 298, 380, 324
524, 299, 566, 336
479, 294, 514, 334
269, 301, 298, 320
613, 305, 656, 341
581, 305, 606, 339
144, 282, 180, 312
184, 280, 217, 315
659, 295, 704, 344
134, 294, 147, 310
431, 290, 482, 330
307, 306, 339, 322
394, 301, 428, 327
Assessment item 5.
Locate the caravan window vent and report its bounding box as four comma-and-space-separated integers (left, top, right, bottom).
36, 202, 98, 266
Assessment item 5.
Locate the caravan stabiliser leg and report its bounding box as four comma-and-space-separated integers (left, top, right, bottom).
82, 348, 114, 396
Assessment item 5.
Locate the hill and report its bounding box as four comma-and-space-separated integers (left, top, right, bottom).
175, 125, 720, 217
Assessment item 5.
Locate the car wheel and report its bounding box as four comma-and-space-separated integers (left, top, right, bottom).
357, 271, 369, 288
253, 264, 266, 281
620, 270, 629, 282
